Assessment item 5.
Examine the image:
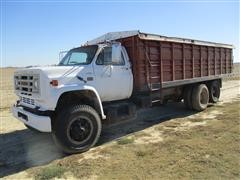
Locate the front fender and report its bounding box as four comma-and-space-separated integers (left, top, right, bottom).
52, 84, 106, 119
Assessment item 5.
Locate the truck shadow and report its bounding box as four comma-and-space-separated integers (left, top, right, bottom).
0, 102, 196, 178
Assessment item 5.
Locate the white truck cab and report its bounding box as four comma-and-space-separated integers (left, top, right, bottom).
12, 42, 133, 153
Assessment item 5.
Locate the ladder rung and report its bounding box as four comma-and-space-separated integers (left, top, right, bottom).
150, 64, 160, 67
149, 61, 160, 64
151, 88, 160, 91
152, 99, 161, 103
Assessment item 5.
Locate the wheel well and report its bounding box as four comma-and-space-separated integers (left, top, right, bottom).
204, 79, 221, 91
55, 90, 102, 117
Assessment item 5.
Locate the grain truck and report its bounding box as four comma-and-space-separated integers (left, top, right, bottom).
12, 31, 233, 153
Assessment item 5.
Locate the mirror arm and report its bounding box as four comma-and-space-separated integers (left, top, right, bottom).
76, 76, 87, 83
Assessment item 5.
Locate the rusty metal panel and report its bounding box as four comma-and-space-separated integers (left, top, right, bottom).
118, 35, 233, 94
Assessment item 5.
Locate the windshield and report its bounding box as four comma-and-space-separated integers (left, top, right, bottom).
59, 45, 98, 66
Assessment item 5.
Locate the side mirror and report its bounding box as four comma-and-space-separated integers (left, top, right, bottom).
59, 50, 68, 62
111, 43, 122, 64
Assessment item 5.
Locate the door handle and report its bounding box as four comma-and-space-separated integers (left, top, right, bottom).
121, 67, 129, 70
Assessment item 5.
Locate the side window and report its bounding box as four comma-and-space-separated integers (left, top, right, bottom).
96, 47, 112, 65
119, 52, 125, 65
96, 50, 104, 65
96, 47, 125, 66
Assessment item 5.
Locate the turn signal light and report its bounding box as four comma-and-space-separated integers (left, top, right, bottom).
50, 80, 58, 86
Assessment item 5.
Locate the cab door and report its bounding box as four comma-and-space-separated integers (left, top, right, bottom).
93, 44, 133, 101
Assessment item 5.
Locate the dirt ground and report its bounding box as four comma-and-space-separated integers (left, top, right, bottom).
0, 67, 240, 179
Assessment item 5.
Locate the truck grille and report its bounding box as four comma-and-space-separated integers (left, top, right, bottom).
21, 97, 35, 106
14, 74, 40, 95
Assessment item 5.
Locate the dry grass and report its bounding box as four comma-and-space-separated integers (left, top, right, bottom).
0, 68, 17, 110
34, 165, 65, 180
117, 137, 135, 145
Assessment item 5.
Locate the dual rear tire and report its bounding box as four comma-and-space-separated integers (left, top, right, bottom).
192, 84, 209, 111
208, 81, 220, 103
183, 80, 220, 111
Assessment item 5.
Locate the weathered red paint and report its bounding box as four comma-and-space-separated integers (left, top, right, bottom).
118, 35, 233, 94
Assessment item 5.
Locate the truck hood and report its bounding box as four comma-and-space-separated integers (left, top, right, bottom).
17, 66, 84, 79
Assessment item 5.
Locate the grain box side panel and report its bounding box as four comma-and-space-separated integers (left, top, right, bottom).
226, 49, 233, 73
201, 46, 208, 76
161, 42, 173, 82
118, 35, 233, 94
209, 47, 215, 75
173, 43, 184, 80
184, 44, 193, 79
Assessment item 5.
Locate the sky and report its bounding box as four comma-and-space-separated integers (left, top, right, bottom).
1, 0, 239, 67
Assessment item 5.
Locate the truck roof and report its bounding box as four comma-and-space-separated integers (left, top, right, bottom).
85, 30, 234, 49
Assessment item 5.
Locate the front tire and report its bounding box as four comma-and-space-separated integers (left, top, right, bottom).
52, 105, 102, 154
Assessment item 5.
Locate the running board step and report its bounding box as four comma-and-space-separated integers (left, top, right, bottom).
104, 102, 137, 125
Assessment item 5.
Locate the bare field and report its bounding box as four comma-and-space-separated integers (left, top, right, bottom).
0, 68, 18, 110
0, 66, 240, 179
0, 68, 21, 134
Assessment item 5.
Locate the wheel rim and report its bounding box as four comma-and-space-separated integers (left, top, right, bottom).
67, 116, 93, 145
200, 89, 208, 105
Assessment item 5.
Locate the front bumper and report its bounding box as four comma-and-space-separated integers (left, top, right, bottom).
12, 105, 52, 132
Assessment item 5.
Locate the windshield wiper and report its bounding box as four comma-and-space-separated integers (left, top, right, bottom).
69, 61, 80, 65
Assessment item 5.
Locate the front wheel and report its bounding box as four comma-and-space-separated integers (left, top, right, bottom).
52, 105, 102, 154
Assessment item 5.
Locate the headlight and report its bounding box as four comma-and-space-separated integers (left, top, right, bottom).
33, 79, 39, 89
14, 79, 18, 87
14, 76, 19, 89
